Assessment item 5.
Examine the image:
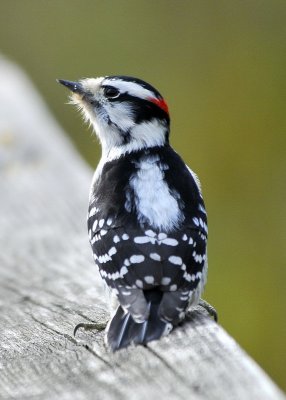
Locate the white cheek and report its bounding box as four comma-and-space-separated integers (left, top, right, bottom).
93, 115, 123, 153
105, 102, 135, 131
89, 102, 136, 154
130, 119, 167, 147
105, 119, 167, 161
73, 100, 116, 151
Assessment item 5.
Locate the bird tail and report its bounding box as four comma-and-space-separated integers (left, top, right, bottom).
106, 290, 172, 352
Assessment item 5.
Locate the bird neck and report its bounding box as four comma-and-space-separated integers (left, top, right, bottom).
100, 119, 170, 162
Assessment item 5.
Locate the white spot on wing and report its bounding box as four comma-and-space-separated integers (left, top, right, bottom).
89, 207, 99, 217
130, 255, 145, 264
113, 235, 120, 243
161, 277, 171, 285
92, 220, 98, 232
168, 256, 183, 265
136, 279, 143, 288
108, 247, 117, 257
144, 276, 154, 284
161, 238, 178, 246
98, 253, 111, 263
134, 232, 178, 247
183, 270, 204, 282
199, 204, 206, 214
192, 251, 206, 264
120, 266, 128, 277
145, 230, 156, 237
150, 253, 161, 261
193, 217, 199, 226
134, 236, 151, 244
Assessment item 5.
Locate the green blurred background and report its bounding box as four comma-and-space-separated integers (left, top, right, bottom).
1, 0, 285, 390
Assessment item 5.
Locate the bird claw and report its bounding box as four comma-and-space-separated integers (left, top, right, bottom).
198, 298, 218, 322
73, 321, 107, 337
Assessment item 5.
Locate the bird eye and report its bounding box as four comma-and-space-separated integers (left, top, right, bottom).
103, 86, 120, 99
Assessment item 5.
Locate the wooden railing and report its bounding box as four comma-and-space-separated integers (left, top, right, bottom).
0, 57, 284, 400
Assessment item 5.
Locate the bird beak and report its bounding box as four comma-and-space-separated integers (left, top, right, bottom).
57, 79, 84, 95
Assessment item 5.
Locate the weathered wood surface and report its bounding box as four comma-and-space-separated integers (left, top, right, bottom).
0, 57, 285, 400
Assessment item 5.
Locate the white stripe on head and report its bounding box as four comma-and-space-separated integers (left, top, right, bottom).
103, 78, 155, 100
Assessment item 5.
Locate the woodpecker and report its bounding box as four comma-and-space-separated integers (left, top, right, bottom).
58, 75, 215, 351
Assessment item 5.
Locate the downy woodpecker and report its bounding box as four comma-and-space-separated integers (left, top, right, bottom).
58, 76, 214, 351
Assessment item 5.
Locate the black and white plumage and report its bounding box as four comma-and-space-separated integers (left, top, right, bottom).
58, 75, 208, 351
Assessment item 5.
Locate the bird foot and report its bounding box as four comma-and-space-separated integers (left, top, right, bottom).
73, 321, 107, 337
198, 298, 218, 322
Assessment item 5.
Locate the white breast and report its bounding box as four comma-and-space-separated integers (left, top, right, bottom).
128, 156, 183, 232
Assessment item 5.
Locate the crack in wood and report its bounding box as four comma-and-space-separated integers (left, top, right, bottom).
30, 315, 113, 367
51, 302, 108, 329
1, 282, 108, 329
146, 346, 193, 392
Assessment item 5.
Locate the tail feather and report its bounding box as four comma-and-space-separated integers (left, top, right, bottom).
106, 290, 173, 351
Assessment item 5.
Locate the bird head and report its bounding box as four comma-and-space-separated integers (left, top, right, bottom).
57, 76, 170, 158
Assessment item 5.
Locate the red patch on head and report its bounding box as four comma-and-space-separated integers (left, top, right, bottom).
149, 97, 169, 114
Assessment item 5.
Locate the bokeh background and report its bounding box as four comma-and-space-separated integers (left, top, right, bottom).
1, 0, 285, 390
